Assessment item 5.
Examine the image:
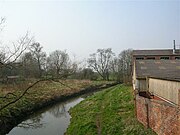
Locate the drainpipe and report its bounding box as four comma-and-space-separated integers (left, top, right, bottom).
178, 89, 180, 107
133, 86, 137, 118
145, 99, 150, 128
146, 76, 149, 92
173, 40, 176, 54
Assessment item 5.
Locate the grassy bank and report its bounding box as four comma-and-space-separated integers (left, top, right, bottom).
66, 84, 156, 135
0, 79, 114, 134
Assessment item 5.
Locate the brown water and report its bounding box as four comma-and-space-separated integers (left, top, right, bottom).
8, 97, 85, 135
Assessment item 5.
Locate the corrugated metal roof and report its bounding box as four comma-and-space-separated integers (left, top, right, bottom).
133, 49, 180, 56
135, 60, 180, 81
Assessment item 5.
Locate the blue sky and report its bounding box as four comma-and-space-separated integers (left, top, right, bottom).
0, 0, 179, 59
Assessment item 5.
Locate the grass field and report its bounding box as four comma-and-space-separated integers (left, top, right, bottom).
66, 84, 156, 135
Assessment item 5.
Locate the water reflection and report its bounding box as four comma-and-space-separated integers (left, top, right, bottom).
17, 115, 45, 130
49, 104, 67, 118
8, 97, 84, 135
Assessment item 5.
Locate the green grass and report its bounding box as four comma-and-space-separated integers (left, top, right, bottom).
66, 84, 156, 135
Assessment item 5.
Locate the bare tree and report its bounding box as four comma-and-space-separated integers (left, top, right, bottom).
0, 49, 6, 63
20, 52, 39, 78
118, 49, 132, 83
0, 17, 5, 32
47, 50, 76, 78
0, 17, 6, 63
0, 32, 34, 82
30, 42, 46, 77
88, 48, 115, 80
109, 57, 121, 81
0, 32, 34, 68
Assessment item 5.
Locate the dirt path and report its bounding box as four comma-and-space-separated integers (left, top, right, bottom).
96, 115, 102, 135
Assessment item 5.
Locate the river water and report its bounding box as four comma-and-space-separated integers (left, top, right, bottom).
8, 96, 85, 135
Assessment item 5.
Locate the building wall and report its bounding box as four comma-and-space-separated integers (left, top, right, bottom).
149, 78, 180, 105
133, 78, 147, 92
138, 79, 147, 91
136, 95, 180, 135
132, 61, 147, 91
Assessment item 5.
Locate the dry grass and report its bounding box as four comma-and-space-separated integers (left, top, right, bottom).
0, 79, 112, 123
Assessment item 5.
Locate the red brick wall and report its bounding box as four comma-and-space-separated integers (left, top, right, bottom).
136, 95, 180, 135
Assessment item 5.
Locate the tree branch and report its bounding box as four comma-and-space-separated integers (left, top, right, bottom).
0, 77, 73, 112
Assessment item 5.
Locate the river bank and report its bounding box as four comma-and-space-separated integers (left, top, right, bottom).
8, 96, 85, 135
0, 79, 116, 135
66, 84, 156, 135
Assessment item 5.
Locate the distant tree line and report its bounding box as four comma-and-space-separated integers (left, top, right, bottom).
0, 17, 132, 83
88, 48, 132, 83
0, 43, 132, 83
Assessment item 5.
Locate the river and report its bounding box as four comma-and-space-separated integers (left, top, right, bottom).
8, 96, 86, 135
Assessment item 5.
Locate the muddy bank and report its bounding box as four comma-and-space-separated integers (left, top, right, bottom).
0, 82, 118, 135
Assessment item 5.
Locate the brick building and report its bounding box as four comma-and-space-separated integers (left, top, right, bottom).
132, 47, 180, 135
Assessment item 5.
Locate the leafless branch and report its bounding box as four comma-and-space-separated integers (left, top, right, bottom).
5, 32, 34, 63
0, 17, 5, 32
0, 77, 73, 112
51, 78, 73, 90
0, 32, 34, 69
